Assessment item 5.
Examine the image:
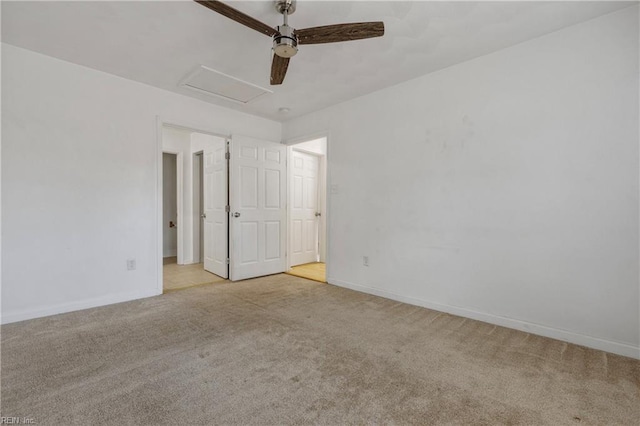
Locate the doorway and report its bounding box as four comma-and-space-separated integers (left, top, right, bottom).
158, 122, 292, 290
286, 137, 328, 283
160, 124, 227, 292
162, 152, 178, 262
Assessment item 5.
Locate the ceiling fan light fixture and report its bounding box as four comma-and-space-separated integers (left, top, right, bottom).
195, 0, 385, 85
273, 24, 298, 58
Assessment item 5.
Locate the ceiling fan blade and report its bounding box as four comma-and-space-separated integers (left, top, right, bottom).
296, 22, 384, 45
195, 1, 278, 37
270, 54, 290, 85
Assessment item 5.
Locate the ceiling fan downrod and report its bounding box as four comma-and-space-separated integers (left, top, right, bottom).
273, 0, 298, 58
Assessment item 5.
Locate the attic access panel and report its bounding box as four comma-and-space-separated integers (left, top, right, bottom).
180, 65, 271, 104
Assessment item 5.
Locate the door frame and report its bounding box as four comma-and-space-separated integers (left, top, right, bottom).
284, 133, 330, 278
155, 116, 230, 294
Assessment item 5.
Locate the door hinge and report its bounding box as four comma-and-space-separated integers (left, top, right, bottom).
225, 205, 230, 213
225, 152, 230, 160
226, 258, 230, 265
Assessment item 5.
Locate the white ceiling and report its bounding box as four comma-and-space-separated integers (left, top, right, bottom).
2, 1, 635, 121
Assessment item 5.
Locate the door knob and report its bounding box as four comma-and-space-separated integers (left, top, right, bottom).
315, 212, 322, 217
233, 212, 241, 218
201, 213, 206, 219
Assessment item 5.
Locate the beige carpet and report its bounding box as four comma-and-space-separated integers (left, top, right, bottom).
1, 274, 638, 425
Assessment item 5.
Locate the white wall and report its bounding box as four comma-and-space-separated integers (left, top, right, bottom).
162, 153, 177, 257
2, 43, 281, 323
0, 6, 4, 320
292, 138, 327, 156
162, 125, 192, 153
283, 8, 640, 358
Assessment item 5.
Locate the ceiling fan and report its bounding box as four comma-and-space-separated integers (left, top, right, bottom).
195, 0, 385, 85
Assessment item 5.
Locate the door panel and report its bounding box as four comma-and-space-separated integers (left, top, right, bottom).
265, 221, 281, 260
203, 138, 228, 278
292, 220, 303, 253
240, 222, 259, 262
290, 151, 320, 266
230, 135, 287, 281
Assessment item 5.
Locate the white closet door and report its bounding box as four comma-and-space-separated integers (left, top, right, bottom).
290, 150, 320, 266
229, 135, 286, 281
203, 139, 228, 278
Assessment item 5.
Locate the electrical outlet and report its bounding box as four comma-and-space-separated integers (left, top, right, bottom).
363, 256, 369, 267
126, 258, 136, 271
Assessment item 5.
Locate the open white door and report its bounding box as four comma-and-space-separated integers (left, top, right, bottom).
203, 138, 228, 278
290, 150, 320, 266
229, 135, 286, 281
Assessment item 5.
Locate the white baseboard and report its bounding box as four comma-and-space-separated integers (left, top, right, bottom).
328, 277, 640, 360
1, 289, 160, 325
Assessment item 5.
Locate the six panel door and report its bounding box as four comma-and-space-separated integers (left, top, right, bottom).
229, 135, 287, 281
203, 137, 229, 278
290, 150, 320, 266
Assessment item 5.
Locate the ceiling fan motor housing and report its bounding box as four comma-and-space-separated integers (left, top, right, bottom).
273, 25, 298, 58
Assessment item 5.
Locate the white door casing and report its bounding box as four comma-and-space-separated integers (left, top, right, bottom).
290, 150, 320, 266
203, 139, 228, 278
229, 135, 287, 281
